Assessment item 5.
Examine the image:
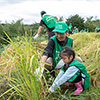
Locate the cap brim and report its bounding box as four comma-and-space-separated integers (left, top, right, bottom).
53, 29, 67, 33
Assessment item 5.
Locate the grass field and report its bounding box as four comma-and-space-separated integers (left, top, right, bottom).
0, 32, 100, 100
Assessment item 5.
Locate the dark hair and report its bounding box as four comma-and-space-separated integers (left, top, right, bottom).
60, 46, 75, 60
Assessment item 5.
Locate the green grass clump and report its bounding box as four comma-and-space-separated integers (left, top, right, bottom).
0, 32, 48, 100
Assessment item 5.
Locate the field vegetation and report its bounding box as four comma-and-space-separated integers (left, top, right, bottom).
0, 32, 100, 100
0, 14, 100, 99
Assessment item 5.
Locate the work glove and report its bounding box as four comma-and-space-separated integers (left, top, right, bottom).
34, 66, 44, 81
33, 34, 38, 39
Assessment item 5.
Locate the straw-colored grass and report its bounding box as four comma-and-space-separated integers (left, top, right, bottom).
0, 32, 47, 100
70, 33, 100, 87
0, 32, 100, 99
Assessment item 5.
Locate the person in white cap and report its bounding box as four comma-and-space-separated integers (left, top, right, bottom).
33, 11, 56, 40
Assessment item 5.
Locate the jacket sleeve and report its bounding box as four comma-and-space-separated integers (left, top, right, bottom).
42, 39, 55, 57
51, 66, 79, 89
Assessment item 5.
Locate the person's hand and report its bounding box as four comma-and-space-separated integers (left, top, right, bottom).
35, 66, 44, 78
34, 63, 44, 81
33, 34, 38, 39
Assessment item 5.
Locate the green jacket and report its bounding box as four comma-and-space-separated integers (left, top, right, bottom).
61, 60, 90, 89
42, 14, 56, 29
50, 35, 73, 68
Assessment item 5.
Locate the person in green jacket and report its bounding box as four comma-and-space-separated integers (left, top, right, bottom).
35, 22, 82, 79
33, 11, 56, 40
73, 26, 78, 33
95, 26, 100, 32
49, 46, 90, 95
68, 23, 72, 34
39, 22, 73, 77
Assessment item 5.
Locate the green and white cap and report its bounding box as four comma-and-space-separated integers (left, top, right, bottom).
53, 22, 68, 33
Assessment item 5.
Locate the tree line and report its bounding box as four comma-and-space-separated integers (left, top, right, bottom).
55, 14, 100, 32
0, 14, 100, 46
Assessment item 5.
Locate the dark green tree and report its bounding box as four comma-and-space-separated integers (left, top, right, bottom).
3, 19, 24, 37
84, 16, 97, 32
0, 24, 6, 45
59, 16, 64, 21
54, 16, 58, 22
54, 16, 64, 22
66, 14, 85, 31
0, 24, 3, 36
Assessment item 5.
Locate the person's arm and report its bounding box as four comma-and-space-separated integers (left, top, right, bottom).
37, 26, 43, 35
33, 26, 43, 39
40, 39, 55, 65
33, 20, 44, 39
52, 70, 64, 84
40, 55, 48, 66
34, 55, 47, 81
34, 39, 55, 79
50, 66, 79, 90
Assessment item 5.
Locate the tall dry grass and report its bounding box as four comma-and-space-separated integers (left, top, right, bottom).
0, 32, 100, 99
70, 32, 100, 86
0, 32, 47, 100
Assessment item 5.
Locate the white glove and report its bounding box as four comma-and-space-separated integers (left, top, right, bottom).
34, 67, 44, 81
33, 34, 38, 39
